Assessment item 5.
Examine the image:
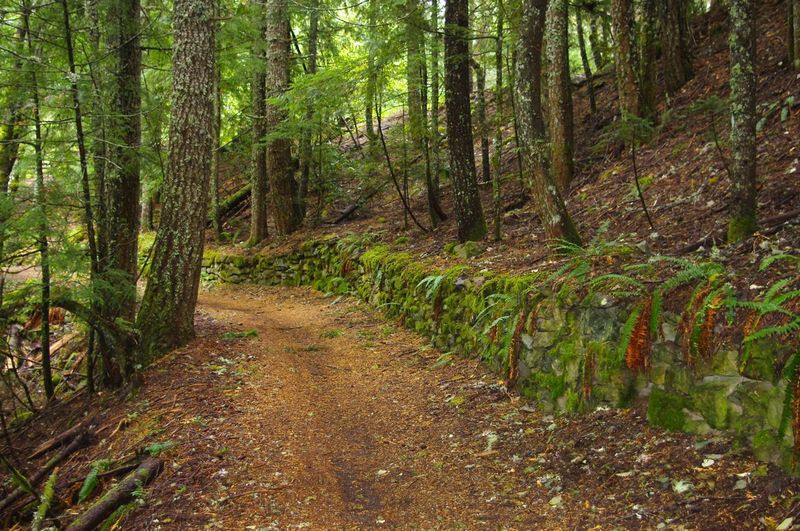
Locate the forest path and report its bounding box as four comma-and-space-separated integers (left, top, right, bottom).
121, 284, 790, 529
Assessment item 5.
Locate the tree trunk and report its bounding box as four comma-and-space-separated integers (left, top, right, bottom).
365, 0, 378, 141
610, 0, 641, 117
60, 0, 100, 394
470, 59, 491, 185
515, 0, 580, 244
22, 3, 54, 400
545, 0, 575, 193
575, 5, 596, 114
266, 0, 303, 235
0, 25, 27, 310
430, 0, 442, 194
137, 0, 216, 361
298, 0, 319, 218
640, 0, 659, 117
249, 0, 269, 245
663, 0, 694, 94
100, 0, 142, 383
588, 4, 605, 69
727, 0, 758, 243
492, 0, 504, 241
444, 0, 487, 242
211, 0, 223, 240
792, 0, 800, 70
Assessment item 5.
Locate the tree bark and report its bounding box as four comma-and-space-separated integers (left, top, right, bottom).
266, 0, 303, 235
65, 458, 162, 531
610, 0, 641, 117
470, 59, 491, 185
365, 0, 378, 140
22, 3, 54, 400
492, 0, 504, 241
575, 5, 596, 114
298, 0, 319, 218
430, 0, 443, 204
792, 0, 800, 70
727, 0, 758, 243
640, 0, 659, 117
663, 0, 694, 94
545, 0, 575, 193
249, 0, 269, 245
211, 0, 223, 240
588, 3, 605, 69
515, 0, 580, 244
99, 0, 142, 384
444, 0, 487, 242
137, 0, 216, 361
61, 0, 101, 395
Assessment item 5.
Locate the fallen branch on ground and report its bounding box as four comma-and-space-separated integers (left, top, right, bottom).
675, 208, 800, 255
0, 430, 91, 515
29, 416, 95, 460
65, 457, 163, 531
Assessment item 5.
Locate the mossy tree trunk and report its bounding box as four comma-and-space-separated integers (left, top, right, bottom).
0, 25, 26, 309
575, 4, 596, 115
266, 0, 303, 235
515, 0, 580, 245
587, 3, 605, 69
137, 0, 215, 361
249, 0, 269, 245
663, 0, 694, 94
97, 0, 142, 384
545, 0, 575, 193
727, 0, 758, 243
444, 0, 487, 242
610, 0, 641, 117
639, 0, 659, 118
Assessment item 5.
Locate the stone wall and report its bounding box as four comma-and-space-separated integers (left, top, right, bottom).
201, 238, 795, 472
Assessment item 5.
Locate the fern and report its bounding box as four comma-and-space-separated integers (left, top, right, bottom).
616, 303, 644, 370
760, 253, 800, 272
744, 318, 800, 343
689, 286, 730, 361
417, 274, 445, 301
649, 289, 663, 339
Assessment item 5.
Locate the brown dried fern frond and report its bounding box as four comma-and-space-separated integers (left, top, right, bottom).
625, 298, 652, 373
698, 293, 724, 360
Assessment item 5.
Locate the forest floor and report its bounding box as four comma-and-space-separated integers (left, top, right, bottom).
6, 284, 799, 529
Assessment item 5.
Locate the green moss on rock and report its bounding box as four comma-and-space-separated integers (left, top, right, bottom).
648, 387, 688, 431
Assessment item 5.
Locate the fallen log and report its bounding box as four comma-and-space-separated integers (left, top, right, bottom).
0, 430, 91, 515
675, 208, 800, 255
65, 458, 163, 531
28, 416, 95, 460
331, 182, 389, 225
207, 184, 251, 228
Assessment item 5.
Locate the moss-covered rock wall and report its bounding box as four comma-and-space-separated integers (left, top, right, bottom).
201, 238, 796, 472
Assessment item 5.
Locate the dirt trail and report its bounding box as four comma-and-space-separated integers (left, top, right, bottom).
110, 284, 797, 529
